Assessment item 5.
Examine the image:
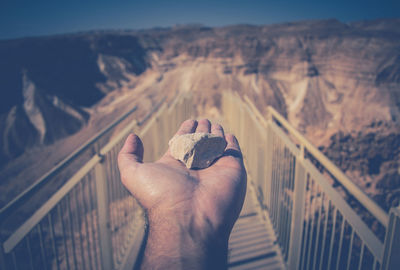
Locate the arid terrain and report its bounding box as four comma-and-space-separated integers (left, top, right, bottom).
0, 18, 399, 212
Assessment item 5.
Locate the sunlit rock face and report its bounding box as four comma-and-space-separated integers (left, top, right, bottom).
0, 19, 399, 210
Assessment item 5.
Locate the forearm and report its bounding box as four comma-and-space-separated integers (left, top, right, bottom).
140, 213, 229, 270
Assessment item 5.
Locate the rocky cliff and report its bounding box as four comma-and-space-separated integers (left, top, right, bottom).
0, 19, 399, 211
0, 34, 148, 164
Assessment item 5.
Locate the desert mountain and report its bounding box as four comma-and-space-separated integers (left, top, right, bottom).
0, 34, 148, 164
0, 18, 399, 211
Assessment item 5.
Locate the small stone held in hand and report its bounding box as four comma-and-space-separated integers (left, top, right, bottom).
169, 133, 227, 169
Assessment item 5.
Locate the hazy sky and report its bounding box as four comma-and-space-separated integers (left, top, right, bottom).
0, 0, 399, 40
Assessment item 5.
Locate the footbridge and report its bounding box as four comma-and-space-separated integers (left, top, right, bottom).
1, 92, 399, 270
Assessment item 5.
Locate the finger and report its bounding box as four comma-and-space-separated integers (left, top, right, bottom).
163, 119, 197, 160
223, 134, 243, 161
118, 134, 144, 176
175, 119, 198, 136
211, 133, 243, 168
196, 119, 211, 133
119, 133, 144, 162
225, 133, 241, 151
211, 123, 224, 138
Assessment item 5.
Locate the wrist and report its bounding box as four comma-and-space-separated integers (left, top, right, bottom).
143, 210, 229, 269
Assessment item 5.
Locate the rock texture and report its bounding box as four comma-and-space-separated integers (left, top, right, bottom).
319, 128, 400, 211
169, 133, 227, 169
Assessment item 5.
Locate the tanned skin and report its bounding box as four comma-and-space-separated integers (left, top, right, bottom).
118, 119, 247, 270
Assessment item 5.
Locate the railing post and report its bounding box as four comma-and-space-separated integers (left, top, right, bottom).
287, 158, 306, 270
382, 206, 400, 270
264, 122, 273, 210
95, 156, 114, 270
299, 144, 305, 160
0, 244, 7, 270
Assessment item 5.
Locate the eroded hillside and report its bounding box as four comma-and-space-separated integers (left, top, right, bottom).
0, 19, 399, 211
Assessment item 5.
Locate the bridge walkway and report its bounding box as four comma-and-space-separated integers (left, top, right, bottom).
228, 182, 285, 269
203, 115, 285, 269
2, 93, 398, 270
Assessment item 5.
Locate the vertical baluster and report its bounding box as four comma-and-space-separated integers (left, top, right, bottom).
57, 203, 70, 270
312, 189, 324, 270
112, 151, 119, 257
88, 173, 100, 270
346, 230, 355, 270
288, 156, 306, 270
74, 186, 87, 269
80, 180, 93, 270
280, 147, 288, 257
108, 151, 118, 260
372, 259, 378, 270
287, 152, 296, 254
38, 223, 49, 270
264, 124, 272, 210
117, 146, 127, 230
305, 179, 317, 270
114, 148, 123, 263
318, 199, 331, 270
274, 132, 281, 229
274, 135, 281, 239
280, 141, 287, 252
279, 140, 286, 245
271, 134, 279, 225
116, 146, 126, 262
0, 241, 6, 270
66, 194, 78, 270
335, 219, 346, 270
108, 149, 118, 262
270, 131, 277, 224
95, 155, 114, 270
382, 206, 400, 269
327, 209, 338, 270
48, 212, 61, 270
285, 149, 292, 257
275, 135, 283, 233
299, 176, 311, 270
11, 250, 18, 270
115, 148, 124, 263
26, 235, 34, 270
357, 244, 365, 270
286, 153, 294, 254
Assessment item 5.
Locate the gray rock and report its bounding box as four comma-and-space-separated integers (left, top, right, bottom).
169, 133, 227, 169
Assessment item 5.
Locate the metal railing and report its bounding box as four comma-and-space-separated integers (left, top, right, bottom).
0, 106, 138, 221
222, 91, 400, 270
2, 89, 399, 270
0, 93, 194, 270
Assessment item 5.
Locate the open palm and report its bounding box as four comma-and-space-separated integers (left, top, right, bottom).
118, 119, 247, 236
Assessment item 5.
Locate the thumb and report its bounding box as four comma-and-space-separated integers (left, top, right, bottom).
118, 134, 144, 183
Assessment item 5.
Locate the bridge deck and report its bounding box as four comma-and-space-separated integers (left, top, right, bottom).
228, 184, 285, 270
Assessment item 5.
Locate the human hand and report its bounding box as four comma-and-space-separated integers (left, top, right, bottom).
118, 119, 247, 269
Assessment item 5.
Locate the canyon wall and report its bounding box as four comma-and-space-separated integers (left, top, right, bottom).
0, 19, 399, 210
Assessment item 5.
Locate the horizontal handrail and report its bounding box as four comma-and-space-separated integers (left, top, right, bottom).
303, 158, 384, 260
100, 97, 167, 155
0, 106, 137, 220
228, 91, 391, 268
137, 97, 167, 126
3, 155, 101, 253
267, 106, 389, 227
1, 94, 178, 253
